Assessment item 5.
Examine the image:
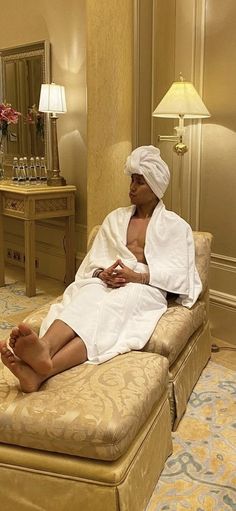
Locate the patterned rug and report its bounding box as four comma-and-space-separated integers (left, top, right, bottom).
0, 280, 56, 341
147, 361, 236, 511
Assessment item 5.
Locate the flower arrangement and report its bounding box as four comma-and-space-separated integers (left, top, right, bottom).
26, 104, 44, 139
0, 102, 21, 178
0, 102, 21, 138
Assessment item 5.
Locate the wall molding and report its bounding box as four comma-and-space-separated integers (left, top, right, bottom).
211, 252, 236, 272
175, 0, 207, 227
210, 288, 236, 310
133, 0, 140, 148
210, 255, 236, 314
209, 253, 236, 308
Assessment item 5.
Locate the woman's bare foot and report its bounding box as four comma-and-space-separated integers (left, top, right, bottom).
0, 343, 45, 393
8, 323, 52, 376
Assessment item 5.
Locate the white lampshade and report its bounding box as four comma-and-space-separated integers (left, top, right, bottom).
153, 79, 210, 119
39, 83, 67, 114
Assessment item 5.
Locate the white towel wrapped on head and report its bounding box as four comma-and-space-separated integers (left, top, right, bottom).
124, 145, 170, 199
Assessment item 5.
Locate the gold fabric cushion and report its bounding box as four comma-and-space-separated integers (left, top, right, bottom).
0, 352, 168, 462
23, 296, 62, 335
143, 300, 206, 365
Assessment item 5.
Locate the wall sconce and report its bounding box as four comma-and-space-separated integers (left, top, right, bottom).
39, 83, 67, 186
152, 73, 210, 155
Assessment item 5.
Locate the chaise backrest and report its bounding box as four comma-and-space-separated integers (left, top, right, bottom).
193, 231, 213, 300
87, 225, 100, 251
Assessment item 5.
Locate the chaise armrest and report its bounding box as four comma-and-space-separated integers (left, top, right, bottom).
143, 299, 206, 365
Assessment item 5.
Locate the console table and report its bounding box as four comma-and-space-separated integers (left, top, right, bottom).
0, 182, 76, 297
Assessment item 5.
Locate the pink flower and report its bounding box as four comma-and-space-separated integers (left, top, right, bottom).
0, 102, 21, 138
0, 102, 21, 125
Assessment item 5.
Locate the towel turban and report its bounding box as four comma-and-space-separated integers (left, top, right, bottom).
124, 145, 170, 199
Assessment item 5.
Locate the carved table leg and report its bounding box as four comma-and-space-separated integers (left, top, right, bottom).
24, 219, 36, 297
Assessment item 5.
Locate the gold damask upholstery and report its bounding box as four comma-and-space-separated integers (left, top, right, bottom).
144, 300, 205, 365
0, 352, 168, 461
0, 395, 172, 511
193, 231, 212, 298
24, 296, 62, 335
0, 352, 172, 511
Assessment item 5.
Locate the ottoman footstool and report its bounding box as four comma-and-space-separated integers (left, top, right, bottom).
0, 351, 172, 511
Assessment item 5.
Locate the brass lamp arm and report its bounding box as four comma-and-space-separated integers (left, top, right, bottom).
157, 115, 188, 155
158, 135, 179, 142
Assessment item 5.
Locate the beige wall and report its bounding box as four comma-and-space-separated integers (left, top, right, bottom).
201, 0, 236, 342
136, 0, 236, 343
134, 0, 153, 146
86, 0, 133, 232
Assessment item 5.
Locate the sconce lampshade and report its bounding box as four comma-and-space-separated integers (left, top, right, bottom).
152, 75, 211, 159
153, 79, 210, 119
39, 83, 67, 114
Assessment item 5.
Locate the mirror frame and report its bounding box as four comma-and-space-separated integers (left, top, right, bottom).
0, 40, 51, 169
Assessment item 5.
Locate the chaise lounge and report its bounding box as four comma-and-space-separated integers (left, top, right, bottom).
0, 229, 212, 510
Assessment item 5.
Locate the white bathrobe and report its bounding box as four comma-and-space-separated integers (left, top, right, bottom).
40, 201, 202, 364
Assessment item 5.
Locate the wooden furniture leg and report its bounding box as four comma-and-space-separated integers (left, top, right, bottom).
24, 220, 36, 297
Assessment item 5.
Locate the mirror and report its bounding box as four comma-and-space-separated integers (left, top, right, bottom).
0, 40, 50, 169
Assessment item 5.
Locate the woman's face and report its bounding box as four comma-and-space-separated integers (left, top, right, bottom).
129, 174, 158, 206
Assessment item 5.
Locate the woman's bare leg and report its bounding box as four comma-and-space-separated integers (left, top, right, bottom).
9, 321, 78, 375
0, 336, 88, 393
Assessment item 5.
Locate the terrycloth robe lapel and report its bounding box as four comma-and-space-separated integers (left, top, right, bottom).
76, 206, 137, 279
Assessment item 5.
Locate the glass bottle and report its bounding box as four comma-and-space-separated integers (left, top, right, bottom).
18, 157, 26, 184
29, 157, 37, 184
40, 157, 47, 182
12, 157, 19, 182
35, 156, 41, 182
23, 157, 29, 181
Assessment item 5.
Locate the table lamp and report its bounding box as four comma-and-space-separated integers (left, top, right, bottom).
152, 73, 210, 155
39, 83, 67, 185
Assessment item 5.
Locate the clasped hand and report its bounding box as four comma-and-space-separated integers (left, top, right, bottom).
100, 259, 139, 288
